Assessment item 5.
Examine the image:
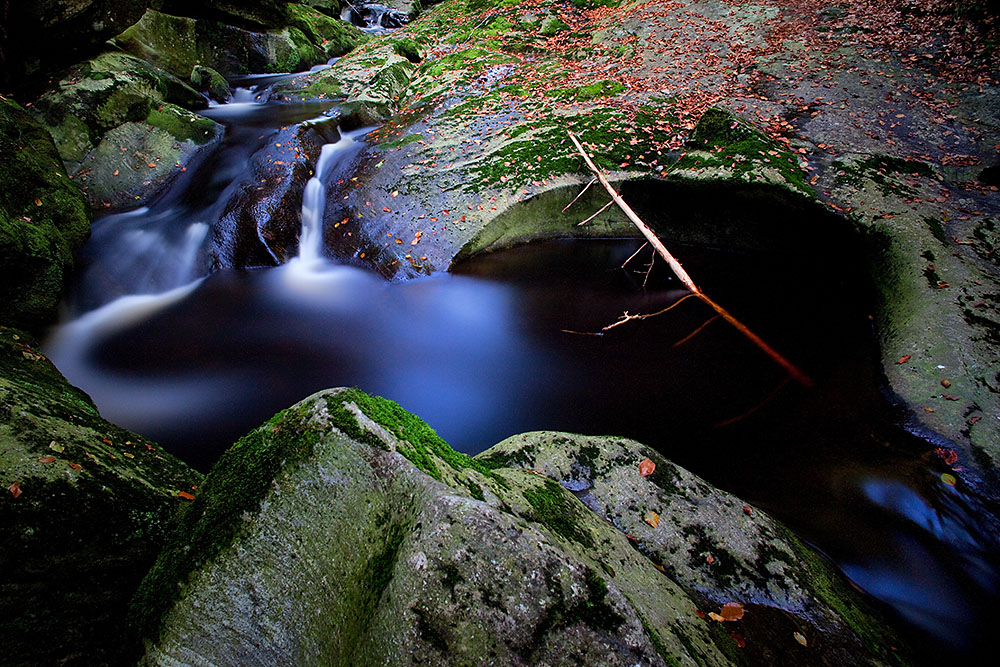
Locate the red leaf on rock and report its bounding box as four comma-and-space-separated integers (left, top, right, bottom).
742, 505, 752, 516
9, 482, 22, 498
37, 456, 56, 464
720, 602, 745, 621
639, 458, 656, 476
936, 448, 959, 466
177, 491, 195, 500
897, 355, 911, 364
730, 632, 746, 648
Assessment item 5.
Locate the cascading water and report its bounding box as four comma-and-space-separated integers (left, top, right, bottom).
293, 130, 360, 269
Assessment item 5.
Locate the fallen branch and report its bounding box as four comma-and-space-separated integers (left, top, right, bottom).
562, 177, 597, 213
567, 131, 813, 388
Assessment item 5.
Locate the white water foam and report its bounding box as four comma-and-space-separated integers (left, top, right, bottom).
288, 129, 360, 274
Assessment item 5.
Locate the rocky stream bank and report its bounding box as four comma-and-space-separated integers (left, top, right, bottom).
2, 0, 999, 664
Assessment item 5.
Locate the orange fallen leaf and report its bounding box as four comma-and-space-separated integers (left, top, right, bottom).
37, 456, 56, 464
708, 612, 725, 622
638, 458, 656, 477
147, 162, 156, 168
9, 482, 22, 498
941, 379, 951, 388
706, 553, 715, 564
177, 491, 195, 500
720, 602, 744, 621
730, 632, 746, 648
411, 231, 423, 245
644, 510, 659, 528
67, 462, 82, 471
742, 505, 752, 516
794, 631, 808, 646
897, 355, 911, 364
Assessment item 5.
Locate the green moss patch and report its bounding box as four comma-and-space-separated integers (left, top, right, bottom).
0, 97, 90, 330
522, 478, 595, 548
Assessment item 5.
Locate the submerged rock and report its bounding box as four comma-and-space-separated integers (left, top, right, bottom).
0, 97, 90, 330
133, 388, 909, 665
0, 327, 202, 666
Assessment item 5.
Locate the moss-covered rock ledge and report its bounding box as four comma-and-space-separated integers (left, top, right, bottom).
0, 327, 202, 666
133, 387, 909, 665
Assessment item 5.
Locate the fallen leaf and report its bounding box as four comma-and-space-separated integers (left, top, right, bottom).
706, 553, 715, 564
695, 609, 706, 619
897, 355, 911, 364
644, 510, 659, 527
936, 448, 959, 465
708, 612, 725, 622
794, 631, 808, 646
720, 602, 744, 621
941, 379, 951, 388
67, 462, 82, 471
742, 505, 752, 516
177, 491, 195, 500
411, 231, 423, 245
638, 458, 656, 477
9, 482, 22, 498
37, 456, 56, 464
49, 441, 63, 453
941, 473, 957, 486
730, 632, 746, 648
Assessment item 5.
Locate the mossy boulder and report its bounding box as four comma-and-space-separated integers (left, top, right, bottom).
286, 3, 368, 59
1, 0, 147, 89
0, 326, 202, 666
190, 65, 232, 103
133, 388, 909, 665
0, 97, 90, 331
115, 7, 360, 81
32, 51, 224, 210
480, 432, 912, 666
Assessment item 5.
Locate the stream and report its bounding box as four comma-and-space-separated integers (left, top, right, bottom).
44, 73, 998, 661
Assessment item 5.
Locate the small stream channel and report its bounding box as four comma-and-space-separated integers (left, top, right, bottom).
44, 71, 998, 661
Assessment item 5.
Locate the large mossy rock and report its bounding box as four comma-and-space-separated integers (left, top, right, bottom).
133, 388, 909, 665
0, 97, 90, 331
0, 327, 202, 666
33, 51, 224, 211
0, 0, 147, 89
115, 7, 365, 81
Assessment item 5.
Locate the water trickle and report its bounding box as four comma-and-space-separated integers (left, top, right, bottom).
294, 130, 360, 269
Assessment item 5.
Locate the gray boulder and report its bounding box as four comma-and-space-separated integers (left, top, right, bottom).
133, 388, 910, 665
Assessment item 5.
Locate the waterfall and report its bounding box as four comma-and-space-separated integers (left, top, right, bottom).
293, 131, 357, 269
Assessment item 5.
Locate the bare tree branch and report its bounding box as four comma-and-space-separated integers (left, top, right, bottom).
568, 130, 813, 388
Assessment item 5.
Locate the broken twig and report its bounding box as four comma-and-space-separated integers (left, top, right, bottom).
562, 177, 597, 213
567, 131, 813, 388
577, 200, 615, 226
